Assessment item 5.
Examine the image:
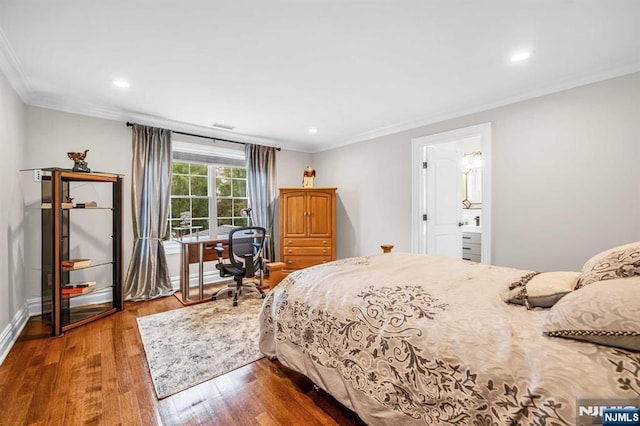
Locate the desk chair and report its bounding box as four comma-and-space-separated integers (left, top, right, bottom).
211, 226, 267, 306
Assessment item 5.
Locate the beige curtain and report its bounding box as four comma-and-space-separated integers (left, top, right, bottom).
245, 144, 277, 261
124, 124, 175, 300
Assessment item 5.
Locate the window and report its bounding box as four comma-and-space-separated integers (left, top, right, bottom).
169, 162, 210, 239
166, 141, 247, 241
215, 166, 249, 231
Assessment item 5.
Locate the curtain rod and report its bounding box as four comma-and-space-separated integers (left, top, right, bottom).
125, 122, 281, 151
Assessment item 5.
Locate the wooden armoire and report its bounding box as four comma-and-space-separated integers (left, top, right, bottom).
279, 187, 337, 271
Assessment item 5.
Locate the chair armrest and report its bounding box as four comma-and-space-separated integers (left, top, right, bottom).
214, 245, 225, 261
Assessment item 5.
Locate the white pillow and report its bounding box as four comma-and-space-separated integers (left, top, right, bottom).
503, 271, 580, 309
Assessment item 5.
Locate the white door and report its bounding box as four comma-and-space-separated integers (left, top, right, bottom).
425, 146, 463, 258
411, 123, 492, 263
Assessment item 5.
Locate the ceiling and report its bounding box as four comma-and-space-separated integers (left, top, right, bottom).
0, 1, 638, 153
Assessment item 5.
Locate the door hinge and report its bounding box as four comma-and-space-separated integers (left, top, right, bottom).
422, 214, 428, 221
422, 161, 428, 169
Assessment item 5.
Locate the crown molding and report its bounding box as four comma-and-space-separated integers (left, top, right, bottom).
27, 92, 314, 152
312, 64, 640, 153
26, 94, 304, 151
0, 25, 32, 102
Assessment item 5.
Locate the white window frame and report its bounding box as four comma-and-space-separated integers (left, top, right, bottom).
164, 141, 246, 255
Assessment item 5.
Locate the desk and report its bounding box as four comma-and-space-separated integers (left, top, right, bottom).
178, 238, 229, 303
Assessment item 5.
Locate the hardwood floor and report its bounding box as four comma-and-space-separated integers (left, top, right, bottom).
0, 296, 365, 426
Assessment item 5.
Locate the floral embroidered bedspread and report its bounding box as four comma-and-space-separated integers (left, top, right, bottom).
259, 253, 639, 425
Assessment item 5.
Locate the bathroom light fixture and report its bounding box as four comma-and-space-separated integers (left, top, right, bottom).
463, 151, 482, 166
473, 152, 482, 166
112, 79, 130, 89
510, 51, 531, 63
308, 128, 318, 134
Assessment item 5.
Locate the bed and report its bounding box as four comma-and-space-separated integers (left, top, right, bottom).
259, 250, 640, 425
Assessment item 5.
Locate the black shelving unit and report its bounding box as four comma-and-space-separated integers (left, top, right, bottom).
40, 168, 123, 336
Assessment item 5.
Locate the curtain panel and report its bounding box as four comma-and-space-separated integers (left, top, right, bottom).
124, 124, 175, 300
245, 144, 277, 262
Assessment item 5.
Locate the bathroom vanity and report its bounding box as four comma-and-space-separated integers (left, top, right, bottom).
462, 227, 482, 263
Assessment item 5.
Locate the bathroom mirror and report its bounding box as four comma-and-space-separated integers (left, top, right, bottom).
462, 166, 482, 209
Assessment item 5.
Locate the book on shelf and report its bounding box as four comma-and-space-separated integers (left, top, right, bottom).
63, 280, 96, 289
74, 201, 98, 208
62, 286, 92, 295
61, 258, 92, 269
42, 202, 74, 209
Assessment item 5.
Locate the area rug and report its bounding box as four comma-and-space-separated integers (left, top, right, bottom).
137, 295, 265, 399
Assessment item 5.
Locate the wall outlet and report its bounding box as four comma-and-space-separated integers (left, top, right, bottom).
33, 169, 42, 182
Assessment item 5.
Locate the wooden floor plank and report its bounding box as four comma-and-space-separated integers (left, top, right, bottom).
0, 297, 365, 426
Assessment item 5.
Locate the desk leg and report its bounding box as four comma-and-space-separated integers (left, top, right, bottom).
198, 242, 204, 300
181, 244, 188, 302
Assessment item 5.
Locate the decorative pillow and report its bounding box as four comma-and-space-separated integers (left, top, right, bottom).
543, 277, 640, 351
575, 241, 640, 289
503, 271, 580, 309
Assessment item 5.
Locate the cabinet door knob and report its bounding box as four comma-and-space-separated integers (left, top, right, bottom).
322, 240, 327, 244
287, 241, 292, 244
287, 249, 292, 253
322, 250, 327, 253
287, 260, 293, 264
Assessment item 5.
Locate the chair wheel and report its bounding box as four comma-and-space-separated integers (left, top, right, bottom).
211, 296, 217, 301
233, 301, 238, 307
261, 293, 266, 299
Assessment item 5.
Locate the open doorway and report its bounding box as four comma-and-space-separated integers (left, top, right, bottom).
411, 123, 492, 264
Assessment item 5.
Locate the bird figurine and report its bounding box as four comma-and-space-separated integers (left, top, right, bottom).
302, 165, 316, 188
67, 149, 91, 172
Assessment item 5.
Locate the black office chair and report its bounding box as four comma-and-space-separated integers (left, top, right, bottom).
211, 226, 267, 307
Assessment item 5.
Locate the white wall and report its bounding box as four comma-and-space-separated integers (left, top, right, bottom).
23, 107, 132, 302
314, 72, 640, 271
313, 136, 411, 258
0, 69, 26, 362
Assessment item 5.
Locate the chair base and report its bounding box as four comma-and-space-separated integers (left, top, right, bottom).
211, 278, 265, 307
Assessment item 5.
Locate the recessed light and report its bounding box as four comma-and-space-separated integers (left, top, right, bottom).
308, 128, 318, 134
112, 79, 130, 89
510, 51, 531, 63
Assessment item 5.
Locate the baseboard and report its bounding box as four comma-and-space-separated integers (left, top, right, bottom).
27, 297, 42, 316
26, 292, 115, 317
0, 303, 30, 367
2, 272, 220, 363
